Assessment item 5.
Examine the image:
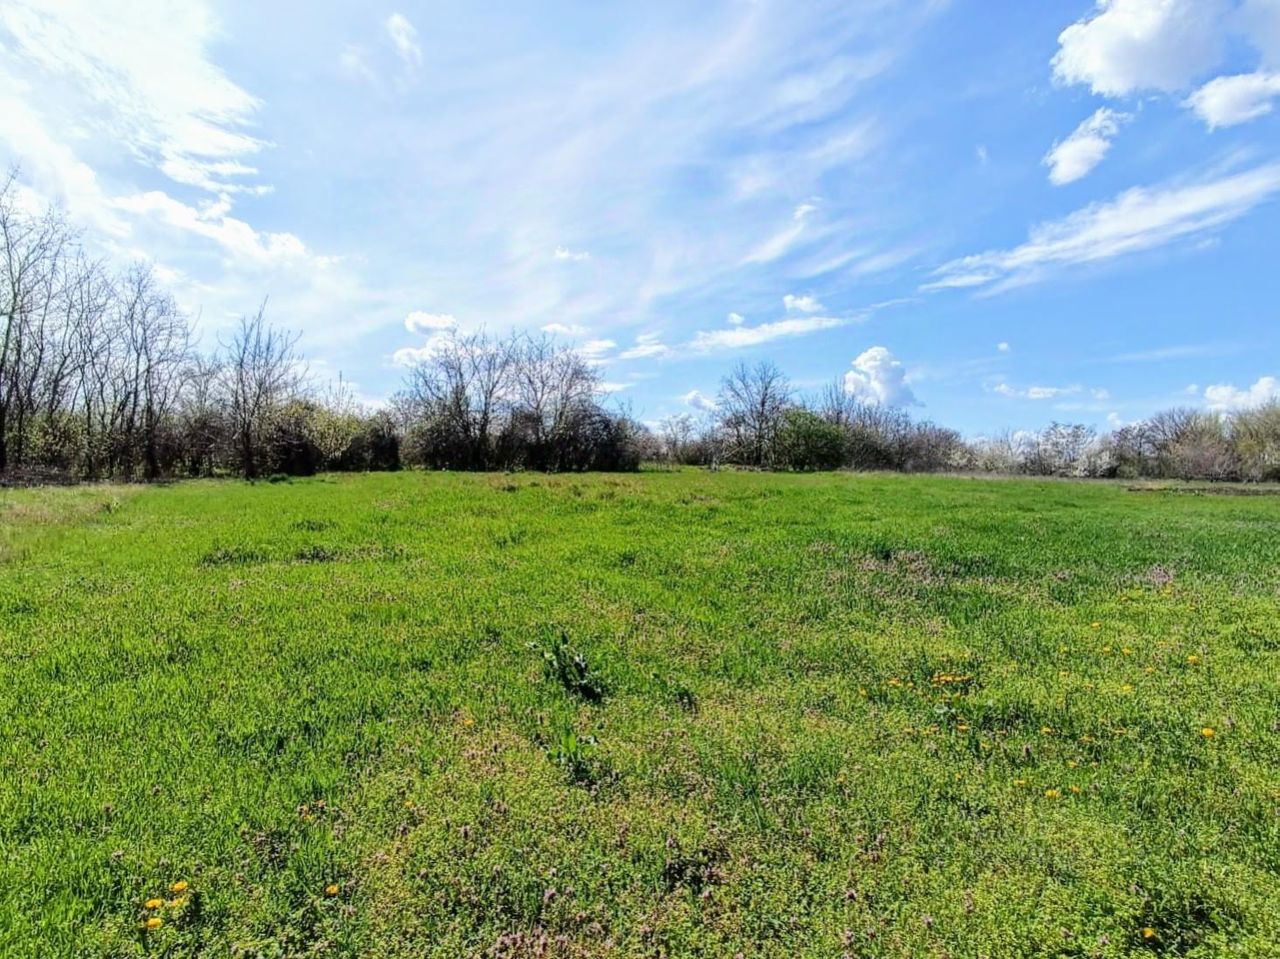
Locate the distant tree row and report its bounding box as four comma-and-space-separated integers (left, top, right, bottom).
654, 360, 1280, 482
3, 173, 1278, 483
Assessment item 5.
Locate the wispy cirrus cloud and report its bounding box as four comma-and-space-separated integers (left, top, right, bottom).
927, 162, 1280, 293
385, 14, 422, 70
988, 382, 1110, 401
689, 314, 846, 351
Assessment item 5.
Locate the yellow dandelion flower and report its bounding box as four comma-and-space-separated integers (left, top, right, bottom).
1014, 778, 1027, 787
1201, 727, 1215, 738
1091, 622, 1102, 629
1187, 655, 1200, 665
1102, 645, 1113, 654
1142, 927, 1156, 940
1044, 789, 1060, 798
1121, 647, 1133, 656
324, 883, 340, 897
144, 916, 163, 931
170, 880, 188, 894
1040, 727, 1053, 735
1121, 683, 1134, 693
168, 897, 187, 909
144, 897, 163, 910
1069, 785, 1081, 794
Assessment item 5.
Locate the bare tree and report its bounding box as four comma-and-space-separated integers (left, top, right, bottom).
0, 171, 72, 471
221, 303, 303, 479
717, 360, 791, 467
403, 330, 515, 469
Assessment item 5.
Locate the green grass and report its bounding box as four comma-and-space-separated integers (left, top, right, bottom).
1, 470, 1277, 958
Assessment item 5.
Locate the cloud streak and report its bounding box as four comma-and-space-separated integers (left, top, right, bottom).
928, 162, 1280, 292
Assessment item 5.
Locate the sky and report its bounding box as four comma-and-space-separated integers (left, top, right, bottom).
2, 0, 1279, 434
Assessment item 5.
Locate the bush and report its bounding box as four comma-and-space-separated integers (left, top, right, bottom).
776, 408, 847, 471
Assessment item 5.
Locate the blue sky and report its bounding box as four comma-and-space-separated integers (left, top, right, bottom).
2, 0, 1279, 433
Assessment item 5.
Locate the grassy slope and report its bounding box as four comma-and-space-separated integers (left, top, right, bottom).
0, 471, 1277, 958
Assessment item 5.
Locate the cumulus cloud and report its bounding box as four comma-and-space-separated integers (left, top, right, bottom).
783, 293, 823, 313
726, 312, 745, 326
1052, 0, 1232, 96
997, 341, 1011, 353
1203, 375, 1280, 410
842, 347, 917, 407
690, 314, 845, 351
681, 389, 718, 412
1186, 72, 1280, 127
1051, 1, 1280, 130
928, 162, 1280, 292
1043, 108, 1130, 185
385, 13, 422, 69
404, 311, 458, 333
553, 246, 590, 261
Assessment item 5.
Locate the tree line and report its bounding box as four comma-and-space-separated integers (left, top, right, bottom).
3, 172, 1277, 484
657, 361, 1280, 481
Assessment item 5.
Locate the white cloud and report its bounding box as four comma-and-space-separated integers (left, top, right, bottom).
726, 312, 745, 326
690, 314, 845, 351
1043, 107, 1130, 185
0, 0, 267, 197
681, 389, 718, 412
618, 332, 670, 360
404, 311, 458, 334
385, 13, 422, 69
339, 45, 377, 83
997, 341, 1011, 353
741, 202, 821, 265
843, 346, 917, 407
990, 382, 1084, 400
742, 220, 807, 265
110, 191, 315, 264
1186, 71, 1280, 127
541, 322, 587, 335
1052, 0, 1232, 96
598, 381, 632, 394
577, 338, 616, 358
553, 246, 591, 261
783, 293, 823, 313
1203, 375, 1280, 410
928, 162, 1280, 292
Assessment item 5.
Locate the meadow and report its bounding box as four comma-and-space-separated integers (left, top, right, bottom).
0, 470, 1277, 958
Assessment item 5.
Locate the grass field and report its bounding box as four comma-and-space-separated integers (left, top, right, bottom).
1, 471, 1278, 958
